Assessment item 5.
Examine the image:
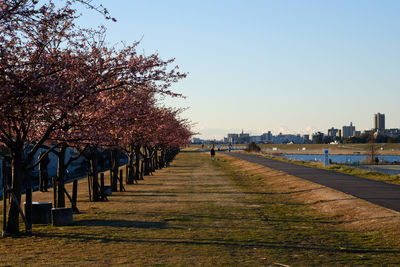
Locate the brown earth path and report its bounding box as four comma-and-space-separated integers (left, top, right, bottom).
0, 151, 276, 265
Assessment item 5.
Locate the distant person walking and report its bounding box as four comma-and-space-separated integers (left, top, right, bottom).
210, 147, 216, 160
228, 144, 232, 152
39, 152, 50, 192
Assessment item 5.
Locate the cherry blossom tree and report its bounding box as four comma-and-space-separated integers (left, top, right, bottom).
0, 2, 92, 234
1, 0, 190, 235
0, 1, 187, 234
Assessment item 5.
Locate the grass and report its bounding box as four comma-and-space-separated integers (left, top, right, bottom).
326, 164, 400, 184
213, 154, 400, 265
0, 151, 399, 265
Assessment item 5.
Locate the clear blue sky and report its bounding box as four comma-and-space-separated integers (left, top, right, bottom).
74, 0, 400, 139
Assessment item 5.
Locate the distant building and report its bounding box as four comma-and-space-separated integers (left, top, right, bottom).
226, 130, 251, 144
250, 136, 262, 143
342, 122, 356, 139
374, 113, 385, 131
312, 132, 324, 143
261, 131, 273, 142
303, 134, 310, 143
227, 133, 239, 144
192, 137, 202, 144
273, 133, 304, 144
327, 127, 339, 138
238, 130, 250, 144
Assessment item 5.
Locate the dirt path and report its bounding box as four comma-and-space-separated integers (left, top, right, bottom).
0, 151, 400, 266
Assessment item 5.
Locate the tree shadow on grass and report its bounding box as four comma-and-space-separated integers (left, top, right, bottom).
130, 183, 165, 186
114, 188, 325, 196
74, 219, 168, 229
116, 193, 177, 197
168, 165, 202, 168
32, 233, 400, 254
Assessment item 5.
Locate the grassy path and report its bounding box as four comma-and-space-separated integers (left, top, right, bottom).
1, 151, 400, 265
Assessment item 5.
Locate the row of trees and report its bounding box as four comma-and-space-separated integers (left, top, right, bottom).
1, 1, 192, 234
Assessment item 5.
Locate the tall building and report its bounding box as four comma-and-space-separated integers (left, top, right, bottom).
374, 113, 385, 131
342, 122, 356, 139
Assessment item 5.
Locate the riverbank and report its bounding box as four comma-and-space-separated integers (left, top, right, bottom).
260, 143, 400, 155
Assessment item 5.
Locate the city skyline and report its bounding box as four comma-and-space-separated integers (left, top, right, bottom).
73, 1, 400, 140
199, 112, 393, 140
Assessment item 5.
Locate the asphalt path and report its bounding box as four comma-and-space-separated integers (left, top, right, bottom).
225, 152, 400, 213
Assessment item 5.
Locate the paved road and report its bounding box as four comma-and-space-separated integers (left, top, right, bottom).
226, 152, 400, 213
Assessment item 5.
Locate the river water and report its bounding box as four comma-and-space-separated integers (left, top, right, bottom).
282, 154, 400, 164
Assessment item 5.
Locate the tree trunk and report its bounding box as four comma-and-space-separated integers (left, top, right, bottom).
56, 144, 67, 208
111, 149, 119, 192
6, 146, 23, 234
126, 147, 134, 184
147, 147, 152, 174
89, 147, 100, 201
149, 148, 155, 173
159, 149, 165, 168
134, 146, 141, 181
140, 159, 144, 179
154, 149, 159, 170
144, 147, 150, 176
